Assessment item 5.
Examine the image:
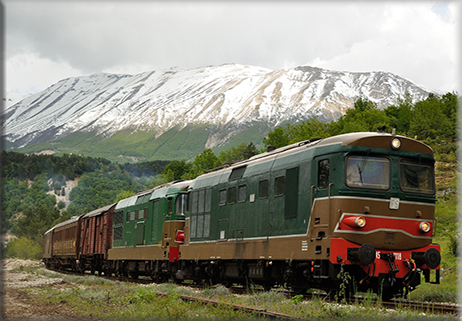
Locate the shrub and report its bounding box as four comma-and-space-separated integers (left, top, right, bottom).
6, 236, 42, 259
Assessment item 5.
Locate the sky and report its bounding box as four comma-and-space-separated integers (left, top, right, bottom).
4, 1, 460, 95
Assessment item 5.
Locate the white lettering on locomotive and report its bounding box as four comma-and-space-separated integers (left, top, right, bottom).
389, 197, 400, 210
376, 251, 402, 260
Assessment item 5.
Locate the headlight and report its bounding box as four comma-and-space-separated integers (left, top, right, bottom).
355, 216, 366, 228
419, 221, 431, 233
391, 137, 401, 150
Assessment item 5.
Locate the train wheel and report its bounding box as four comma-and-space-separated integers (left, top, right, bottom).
128, 271, 139, 280
150, 271, 158, 282
222, 279, 233, 288
263, 281, 275, 291
380, 286, 403, 301
292, 286, 307, 295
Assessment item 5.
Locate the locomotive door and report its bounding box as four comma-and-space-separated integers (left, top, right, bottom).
311, 156, 332, 236
257, 177, 270, 240
268, 169, 288, 236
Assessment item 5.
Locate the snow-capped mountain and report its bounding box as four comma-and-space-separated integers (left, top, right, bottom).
3, 63, 432, 155
3, 92, 31, 110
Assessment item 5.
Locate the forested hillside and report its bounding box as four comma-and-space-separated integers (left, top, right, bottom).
2, 153, 170, 255
2, 92, 459, 261
262, 92, 458, 158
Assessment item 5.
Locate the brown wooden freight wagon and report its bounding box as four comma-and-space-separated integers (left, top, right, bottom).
78, 203, 116, 274
42, 214, 84, 270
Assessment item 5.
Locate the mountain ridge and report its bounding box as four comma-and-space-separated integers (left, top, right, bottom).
3, 63, 433, 161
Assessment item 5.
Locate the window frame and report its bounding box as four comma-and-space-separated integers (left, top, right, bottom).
274, 176, 286, 197
229, 166, 246, 181
344, 154, 391, 191
219, 189, 227, 206
238, 184, 247, 203
317, 159, 330, 189
398, 158, 435, 195
227, 186, 237, 204
258, 179, 269, 199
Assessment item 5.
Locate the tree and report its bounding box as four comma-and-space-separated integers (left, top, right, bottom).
409, 95, 449, 141
352, 97, 377, 112
385, 94, 413, 135
162, 160, 192, 181
218, 142, 259, 164
114, 190, 136, 203
262, 126, 293, 149
57, 201, 66, 210
291, 118, 332, 143
183, 149, 220, 179
16, 205, 61, 245
330, 98, 390, 135
6, 237, 42, 259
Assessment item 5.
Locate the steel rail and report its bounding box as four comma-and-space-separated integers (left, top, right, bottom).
156, 291, 302, 320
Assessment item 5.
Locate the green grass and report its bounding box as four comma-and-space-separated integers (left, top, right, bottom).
14, 264, 458, 320
12, 124, 268, 163
211, 122, 269, 155
407, 163, 459, 303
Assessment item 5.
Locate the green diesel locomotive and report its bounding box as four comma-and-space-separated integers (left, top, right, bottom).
44, 132, 440, 299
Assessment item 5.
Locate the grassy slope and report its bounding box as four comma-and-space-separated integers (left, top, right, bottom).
15, 264, 458, 319
13, 125, 267, 162
408, 159, 459, 302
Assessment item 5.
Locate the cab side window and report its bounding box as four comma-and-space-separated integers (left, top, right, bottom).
259, 179, 269, 199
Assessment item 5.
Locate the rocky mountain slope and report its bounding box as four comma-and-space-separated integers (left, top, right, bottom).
3, 63, 432, 160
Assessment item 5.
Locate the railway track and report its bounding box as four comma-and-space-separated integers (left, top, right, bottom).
157, 290, 461, 319
381, 300, 460, 315
50, 268, 460, 318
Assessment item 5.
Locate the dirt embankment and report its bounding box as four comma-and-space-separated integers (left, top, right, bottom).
2, 259, 84, 320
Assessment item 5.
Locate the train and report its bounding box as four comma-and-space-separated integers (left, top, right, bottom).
43, 131, 441, 300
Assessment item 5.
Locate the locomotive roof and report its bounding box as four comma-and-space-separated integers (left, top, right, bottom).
115, 180, 193, 210
248, 132, 432, 163
44, 214, 83, 235
190, 132, 433, 188
82, 203, 116, 218
316, 132, 433, 154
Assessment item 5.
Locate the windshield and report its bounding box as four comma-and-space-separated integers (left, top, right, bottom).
399, 159, 434, 194
175, 194, 188, 216
345, 155, 390, 190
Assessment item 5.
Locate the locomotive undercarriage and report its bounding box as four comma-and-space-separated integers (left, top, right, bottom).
44, 254, 429, 301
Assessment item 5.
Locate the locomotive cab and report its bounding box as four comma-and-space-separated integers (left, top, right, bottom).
312, 133, 441, 299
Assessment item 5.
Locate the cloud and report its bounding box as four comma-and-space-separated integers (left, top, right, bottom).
6, 51, 84, 93
5, 1, 459, 94
308, 2, 459, 93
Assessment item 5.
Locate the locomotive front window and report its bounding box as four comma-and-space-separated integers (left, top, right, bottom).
345, 155, 390, 190
175, 194, 188, 216
399, 159, 435, 194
